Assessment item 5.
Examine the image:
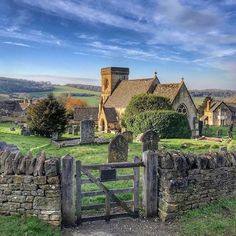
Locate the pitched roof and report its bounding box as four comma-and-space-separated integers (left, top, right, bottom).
153, 83, 182, 103
74, 107, 99, 121
227, 103, 236, 113
0, 100, 23, 115
104, 107, 118, 122
208, 101, 232, 112
105, 78, 157, 108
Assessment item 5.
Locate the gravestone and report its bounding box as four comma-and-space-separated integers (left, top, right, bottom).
73, 125, 79, 136
108, 134, 128, 163
140, 130, 160, 152
216, 129, 223, 138
68, 127, 73, 135
122, 131, 133, 143
21, 127, 30, 136
52, 132, 59, 141
80, 120, 95, 144
219, 146, 227, 152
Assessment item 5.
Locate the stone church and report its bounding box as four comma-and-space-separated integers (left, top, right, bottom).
98, 67, 198, 136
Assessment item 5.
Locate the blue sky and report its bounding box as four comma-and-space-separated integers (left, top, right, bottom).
0, 0, 236, 89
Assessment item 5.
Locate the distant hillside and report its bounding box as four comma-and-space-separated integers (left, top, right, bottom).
66, 84, 100, 92
190, 89, 236, 98
0, 77, 53, 94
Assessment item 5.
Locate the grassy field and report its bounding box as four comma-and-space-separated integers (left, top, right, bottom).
0, 215, 60, 236
26, 85, 100, 107
178, 198, 236, 236
1, 122, 236, 235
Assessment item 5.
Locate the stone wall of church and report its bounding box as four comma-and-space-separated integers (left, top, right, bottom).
172, 83, 198, 136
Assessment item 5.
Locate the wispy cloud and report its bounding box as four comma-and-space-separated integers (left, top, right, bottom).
2, 41, 33, 48
1, 0, 235, 82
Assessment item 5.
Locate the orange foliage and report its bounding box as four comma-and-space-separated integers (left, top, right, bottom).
65, 96, 87, 110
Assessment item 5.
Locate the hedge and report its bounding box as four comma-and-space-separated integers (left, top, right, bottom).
125, 110, 191, 138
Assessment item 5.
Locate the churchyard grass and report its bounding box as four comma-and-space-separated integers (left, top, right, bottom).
1, 122, 236, 235
0, 215, 61, 236
178, 197, 236, 236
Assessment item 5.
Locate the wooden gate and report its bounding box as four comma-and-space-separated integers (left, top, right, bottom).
75, 157, 143, 224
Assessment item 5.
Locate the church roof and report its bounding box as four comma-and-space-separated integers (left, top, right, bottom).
74, 107, 99, 122
153, 83, 182, 103
104, 78, 157, 108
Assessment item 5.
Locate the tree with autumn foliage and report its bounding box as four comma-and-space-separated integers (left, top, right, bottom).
65, 96, 87, 110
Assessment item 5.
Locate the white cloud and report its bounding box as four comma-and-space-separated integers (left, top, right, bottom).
2, 41, 33, 48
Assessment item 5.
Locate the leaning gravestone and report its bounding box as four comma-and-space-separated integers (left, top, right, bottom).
108, 134, 128, 163
140, 130, 160, 152
80, 120, 95, 144
122, 131, 133, 143
73, 125, 79, 136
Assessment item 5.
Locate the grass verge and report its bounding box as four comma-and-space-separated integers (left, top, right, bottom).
178, 198, 236, 236
0, 215, 61, 236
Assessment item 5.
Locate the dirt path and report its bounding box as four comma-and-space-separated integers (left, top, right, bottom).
62, 217, 179, 236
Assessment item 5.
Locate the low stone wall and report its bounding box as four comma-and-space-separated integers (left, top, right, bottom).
0, 150, 61, 227
158, 151, 236, 221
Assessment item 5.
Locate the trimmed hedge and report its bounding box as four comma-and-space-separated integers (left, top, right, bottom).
124, 94, 172, 117
125, 110, 191, 138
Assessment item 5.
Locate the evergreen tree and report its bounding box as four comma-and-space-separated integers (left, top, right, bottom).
27, 94, 68, 137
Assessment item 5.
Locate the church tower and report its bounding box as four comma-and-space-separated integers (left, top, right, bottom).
100, 67, 129, 103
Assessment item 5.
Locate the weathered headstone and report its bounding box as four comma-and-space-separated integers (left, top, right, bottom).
67, 126, 73, 135
219, 146, 227, 152
216, 129, 223, 138
0, 142, 6, 151
73, 125, 79, 136
122, 131, 133, 143
140, 130, 160, 152
108, 134, 128, 163
52, 132, 59, 141
80, 120, 95, 144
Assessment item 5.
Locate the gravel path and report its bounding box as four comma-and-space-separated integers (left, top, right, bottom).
62, 217, 179, 236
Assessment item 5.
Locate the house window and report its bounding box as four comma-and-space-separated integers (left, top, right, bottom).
177, 103, 188, 115
220, 119, 225, 126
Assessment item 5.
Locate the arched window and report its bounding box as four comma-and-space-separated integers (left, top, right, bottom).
177, 103, 188, 115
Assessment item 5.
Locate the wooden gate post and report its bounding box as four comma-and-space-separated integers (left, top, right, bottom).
142, 150, 158, 218
61, 155, 76, 227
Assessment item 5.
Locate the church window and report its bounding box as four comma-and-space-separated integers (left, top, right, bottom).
177, 103, 188, 115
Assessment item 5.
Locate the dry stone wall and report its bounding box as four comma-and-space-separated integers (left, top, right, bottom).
0, 150, 61, 227
158, 151, 236, 221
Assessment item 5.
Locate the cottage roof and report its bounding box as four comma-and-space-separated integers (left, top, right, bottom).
227, 103, 236, 113
74, 107, 99, 121
0, 100, 23, 115
153, 83, 182, 103
104, 78, 157, 108
104, 107, 118, 122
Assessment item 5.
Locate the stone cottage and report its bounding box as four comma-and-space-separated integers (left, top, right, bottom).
0, 100, 23, 121
98, 67, 198, 136
201, 97, 236, 126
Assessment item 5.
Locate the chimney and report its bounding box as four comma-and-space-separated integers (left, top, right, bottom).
206, 97, 212, 111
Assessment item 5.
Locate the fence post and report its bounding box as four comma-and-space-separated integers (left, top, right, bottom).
142, 150, 158, 218
76, 160, 82, 225
61, 155, 76, 227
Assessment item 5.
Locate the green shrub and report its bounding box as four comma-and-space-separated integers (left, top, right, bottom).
124, 93, 171, 116
126, 110, 191, 138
